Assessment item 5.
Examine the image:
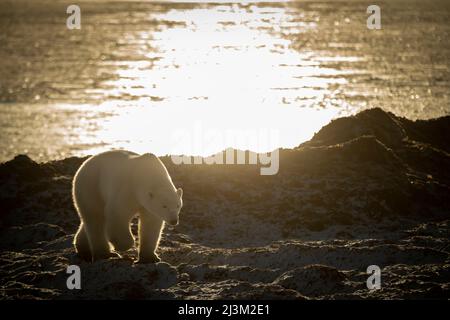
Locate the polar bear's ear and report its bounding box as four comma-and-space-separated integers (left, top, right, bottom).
176, 188, 183, 198
142, 153, 157, 159
132, 153, 152, 161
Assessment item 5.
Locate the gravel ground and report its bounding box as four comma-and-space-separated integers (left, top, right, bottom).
0, 108, 449, 299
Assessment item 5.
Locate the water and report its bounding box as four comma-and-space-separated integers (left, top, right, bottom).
1, 0, 449, 162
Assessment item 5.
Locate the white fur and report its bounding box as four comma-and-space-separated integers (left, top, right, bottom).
72, 150, 183, 263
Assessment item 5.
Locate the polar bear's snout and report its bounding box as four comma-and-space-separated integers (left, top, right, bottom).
167, 217, 179, 226
166, 208, 181, 226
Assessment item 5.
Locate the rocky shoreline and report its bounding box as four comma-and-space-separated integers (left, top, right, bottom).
1, 108, 449, 299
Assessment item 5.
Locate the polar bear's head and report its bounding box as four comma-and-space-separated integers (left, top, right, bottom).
132, 153, 183, 226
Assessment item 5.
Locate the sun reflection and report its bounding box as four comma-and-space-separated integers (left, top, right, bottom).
0, 3, 359, 162
78, 4, 355, 157
92, 101, 343, 157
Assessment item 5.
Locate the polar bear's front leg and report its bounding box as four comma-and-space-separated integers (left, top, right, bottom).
137, 211, 164, 263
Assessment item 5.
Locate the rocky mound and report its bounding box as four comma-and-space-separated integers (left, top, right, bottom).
0, 108, 449, 299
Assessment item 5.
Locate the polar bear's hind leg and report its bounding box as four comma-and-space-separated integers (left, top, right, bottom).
83, 213, 115, 261
76, 198, 114, 261
74, 223, 92, 261
107, 217, 135, 252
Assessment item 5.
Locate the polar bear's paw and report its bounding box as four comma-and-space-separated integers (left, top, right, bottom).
110, 238, 135, 252
135, 253, 161, 264
76, 250, 92, 262
93, 251, 121, 262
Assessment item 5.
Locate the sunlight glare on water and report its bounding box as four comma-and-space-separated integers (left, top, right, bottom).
79, 4, 354, 157
2, 0, 449, 162
0, 2, 366, 161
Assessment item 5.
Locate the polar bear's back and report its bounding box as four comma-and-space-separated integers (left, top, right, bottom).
72, 150, 137, 213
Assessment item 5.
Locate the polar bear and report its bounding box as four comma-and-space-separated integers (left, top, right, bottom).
72, 150, 183, 263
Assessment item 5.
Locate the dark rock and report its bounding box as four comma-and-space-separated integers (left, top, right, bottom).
306, 108, 407, 148
273, 265, 348, 296
0, 155, 52, 181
